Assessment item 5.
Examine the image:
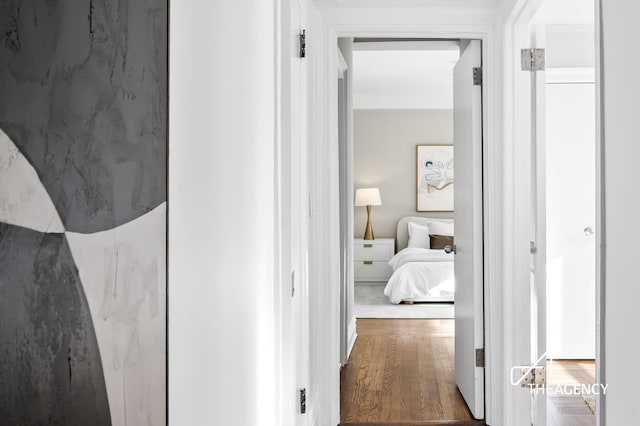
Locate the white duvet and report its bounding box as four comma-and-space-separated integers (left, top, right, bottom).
383, 247, 455, 304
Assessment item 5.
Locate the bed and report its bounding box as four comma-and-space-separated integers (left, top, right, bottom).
383, 217, 455, 304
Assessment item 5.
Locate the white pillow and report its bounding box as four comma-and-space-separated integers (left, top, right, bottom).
408, 222, 430, 249
428, 221, 454, 236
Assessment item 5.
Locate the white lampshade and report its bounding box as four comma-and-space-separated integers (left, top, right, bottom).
355, 188, 382, 206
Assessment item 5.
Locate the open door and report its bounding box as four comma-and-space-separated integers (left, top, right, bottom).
453, 39, 484, 420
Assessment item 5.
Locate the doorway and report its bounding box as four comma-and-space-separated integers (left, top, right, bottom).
338, 38, 486, 424
544, 67, 596, 425
514, 0, 599, 424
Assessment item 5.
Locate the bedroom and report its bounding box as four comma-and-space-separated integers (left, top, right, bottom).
338, 39, 485, 423
350, 42, 458, 317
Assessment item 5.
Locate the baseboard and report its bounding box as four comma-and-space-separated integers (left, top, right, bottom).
347, 315, 357, 360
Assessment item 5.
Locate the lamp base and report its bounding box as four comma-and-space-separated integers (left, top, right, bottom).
363, 205, 375, 240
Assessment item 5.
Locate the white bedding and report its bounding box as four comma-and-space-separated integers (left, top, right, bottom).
384, 247, 455, 304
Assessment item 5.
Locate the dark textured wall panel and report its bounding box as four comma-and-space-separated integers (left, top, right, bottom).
0, 224, 111, 425
0, 0, 167, 233
0, 0, 167, 423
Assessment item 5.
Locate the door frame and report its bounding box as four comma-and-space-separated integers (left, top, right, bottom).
504, 1, 604, 425
308, 17, 501, 424
336, 44, 355, 366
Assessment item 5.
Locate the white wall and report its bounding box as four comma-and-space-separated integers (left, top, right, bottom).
354, 109, 454, 239
599, 0, 640, 422
168, 1, 278, 425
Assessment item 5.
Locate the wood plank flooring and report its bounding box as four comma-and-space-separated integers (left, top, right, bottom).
546, 360, 596, 426
340, 319, 485, 426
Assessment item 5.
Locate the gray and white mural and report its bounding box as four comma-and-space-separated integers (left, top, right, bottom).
0, 1, 167, 424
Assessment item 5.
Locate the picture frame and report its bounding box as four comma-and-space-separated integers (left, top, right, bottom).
416, 145, 454, 211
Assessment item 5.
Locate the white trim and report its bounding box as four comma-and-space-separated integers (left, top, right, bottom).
337, 47, 348, 77
347, 316, 358, 359
501, 3, 538, 423
353, 40, 461, 51
545, 67, 595, 83
305, 9, 343, 424
308, 11, 502, 425
594, 2, 604, 424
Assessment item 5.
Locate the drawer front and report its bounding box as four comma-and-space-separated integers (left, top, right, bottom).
354, 261, 392, 281
354, 242, 394, 261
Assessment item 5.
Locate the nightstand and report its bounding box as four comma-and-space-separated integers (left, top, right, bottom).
353, 238, 395, 282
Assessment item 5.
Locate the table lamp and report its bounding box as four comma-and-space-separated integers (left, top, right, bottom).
355, 188, 382, 240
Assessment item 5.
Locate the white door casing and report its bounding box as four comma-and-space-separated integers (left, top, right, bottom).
528, 26, 547, 426
314, 14, 500, 423
453, 39, 485, 420
337, 44, 350, 366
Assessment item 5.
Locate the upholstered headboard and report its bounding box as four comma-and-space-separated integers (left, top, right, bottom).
396, 216, 455, 251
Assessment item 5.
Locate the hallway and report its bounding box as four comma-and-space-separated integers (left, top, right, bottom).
341, 319, 485, 425
163, 0, 640, 424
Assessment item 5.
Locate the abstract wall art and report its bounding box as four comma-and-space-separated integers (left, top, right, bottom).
0, 1, 167, 424
416, 145, 454, 211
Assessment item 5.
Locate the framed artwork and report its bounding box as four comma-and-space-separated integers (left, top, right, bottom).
0, 1, 167, 424
416, 145, 454, 211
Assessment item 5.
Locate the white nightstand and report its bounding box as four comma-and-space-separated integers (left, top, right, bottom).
353, 238, 395, 282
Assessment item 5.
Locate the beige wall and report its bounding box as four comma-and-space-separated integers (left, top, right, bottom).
354, 109, 453, 239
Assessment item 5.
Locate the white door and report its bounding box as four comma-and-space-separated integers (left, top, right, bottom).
545, 78, 596, 360
453, 39, 484, 420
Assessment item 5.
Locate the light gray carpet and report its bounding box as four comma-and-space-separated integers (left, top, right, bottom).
355, 284, 454, 319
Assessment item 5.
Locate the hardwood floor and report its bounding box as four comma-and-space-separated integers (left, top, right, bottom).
340, 319, 485, 426
546, 360, 596, 426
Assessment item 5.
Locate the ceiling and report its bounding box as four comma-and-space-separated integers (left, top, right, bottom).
352, 44, 460, 110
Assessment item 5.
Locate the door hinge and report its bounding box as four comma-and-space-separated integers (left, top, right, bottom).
521, 48, 545, 71
300, 388, 307, 414
473, 67, 482, 86
516, 365, 546, 388
299, 29, 306, 58
291, 270, 296, 298
475, 348, 485, 368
